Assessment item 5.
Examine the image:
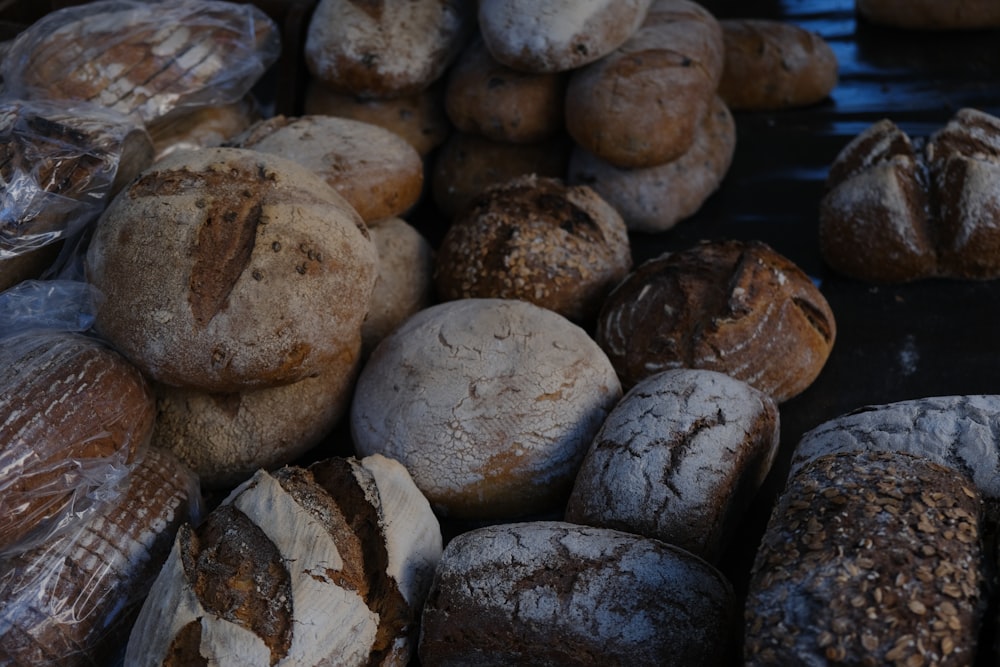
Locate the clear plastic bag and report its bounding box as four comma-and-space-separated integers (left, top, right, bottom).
1, 0, 281, 125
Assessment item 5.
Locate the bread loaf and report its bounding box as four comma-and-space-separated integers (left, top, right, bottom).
565, 368, 780, 562
85, 146, 378, 392
125, 454, 442, 667
564, 0, 724, 168
0, 330, 154, 552
819, 108, 1000, 282
595, 239, 836, 402
745, 450, 985, 666
433, 174, 632, 324
351, 298, 622, 519
419, 521, 737, 666
0, 447, 199, 666
228, 115, 425, 223
147, 96, 260, 161
856, 0, 1000, 30
3, 0, 280, 124
477, 0, 654, 73
717, 19, 838, 110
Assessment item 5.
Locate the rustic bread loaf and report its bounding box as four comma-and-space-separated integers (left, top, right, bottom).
147, 96, 260, 162
0, 447, 199, 666
3, 0, 279, 125
819, 108, 1000, 282
125, 455, 442, 667
477, 0, 654, 73
595, 239, 836, 402
351, 298, 622, 519
856, 0, 1000, 30
745, 450, 985, 666
0, 330, 154, 552
228, 115, 425, 224
567, 94, 736, 232
419, 521, 737, 666
304, 79, 451, 157
565, 368, 780, 562
304, 0, 474, 98
430, 130, 572, 218
564, 0, 724, 169
85, 146, 378, 392
444, 36, 567, 144
717, 19, 838, 110
433, 174, 632, 324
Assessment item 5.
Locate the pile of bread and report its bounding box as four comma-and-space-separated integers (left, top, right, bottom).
2, 0, 999, 664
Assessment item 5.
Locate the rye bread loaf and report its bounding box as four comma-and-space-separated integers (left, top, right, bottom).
564, 0, 725, 169
0, 447, 199, 667
819, 107, 1000, 282
745, 450, 985, 666
595, 239, 836, 402
567, 94, 736, 232
304, 0, 474, 98
0, 330, 154, 552
350, 298, 622, 520
565, 368, 780, 562
3, 0, 279, 125
433, 174, 632, 324
85, 146, 378, 392
419, 521, 737, 666
444, 36, 567, 144
856, 0, 1000, 30
717, 19, 838, 110
125, 455, 442, 667
227, 115, 425, 223
477, 0, 654, 73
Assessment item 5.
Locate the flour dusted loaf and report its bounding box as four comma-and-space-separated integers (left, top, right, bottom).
477, 0, 654, 73
566, 369, 779, 562
564, 0, 724, 168
419, 521, 737, 666
148, 96, 260, 161
856, 0, 1000, 30
0, 330, 154, 552
819, 107, 1000, 282
0, 447, 199, 666
717, 19, 838, 110
2, 0, 279, 124
125, 454, 442, 667
567, 94, 736, 232
596, 239, 836, 402
433, 174, 632, 324
745, 450, 985, 666
85, 146, 378, 392
351, 298, 621, 519
304, 0, 474, 98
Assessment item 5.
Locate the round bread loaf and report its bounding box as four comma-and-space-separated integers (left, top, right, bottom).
856, 0, 1000, 30
419, 521, 736, 666
565, 368, 780, 562
595, 239, 836, 402
150, 369, 355, 490
228, 115, 425, 224
0, 447, 199, 666
350, 298, 622, 519
444, 36, 567, 143
819, 108, 1000, 282
431, 131, 572, 218
564, 0, 724, 168
304, 0, 474, 98
0, 330, 154, 552
363, 217, 435, 358
717, 19, 838, 110
433, 174, 632, 324
745, 450, 984, 666
3, 0, 280, 124
477, 0, 654, 73
125, 455, 442, 667
148, 96, 260, 161
567, 94, 736, 232
304, 79, 451, 157
85, 146, 378, 392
